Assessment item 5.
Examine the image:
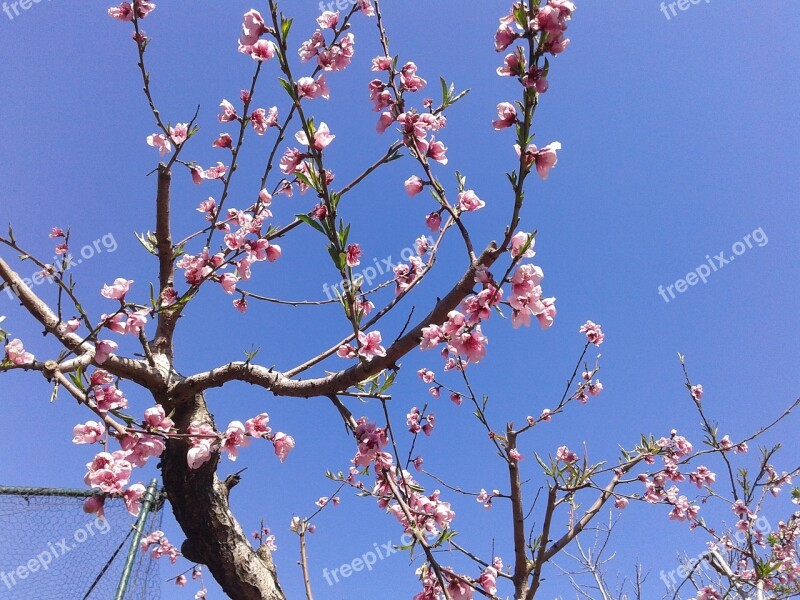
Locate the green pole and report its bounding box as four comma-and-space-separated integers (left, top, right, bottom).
114, 478, 160, 600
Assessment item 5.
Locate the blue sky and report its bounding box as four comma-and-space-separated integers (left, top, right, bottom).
1, 1, 798, 598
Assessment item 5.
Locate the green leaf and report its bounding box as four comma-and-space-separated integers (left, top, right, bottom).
296, 214, 326, 235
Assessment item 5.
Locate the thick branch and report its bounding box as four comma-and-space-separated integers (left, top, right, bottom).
0, 255, 161, 388
173, 242, 500, 399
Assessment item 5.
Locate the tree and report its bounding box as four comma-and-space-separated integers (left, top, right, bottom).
1, 1, 798, 599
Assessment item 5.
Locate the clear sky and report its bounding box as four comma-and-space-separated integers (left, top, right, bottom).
0, 1, 798, 598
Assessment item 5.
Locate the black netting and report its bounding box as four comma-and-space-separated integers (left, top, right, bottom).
0, 488, 163, 599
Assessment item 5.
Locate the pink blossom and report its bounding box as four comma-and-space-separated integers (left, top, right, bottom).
169, 123, 189, 145
404, 175, 424, 196
614, 496, 629, 509
94, 340, 118, 365
108, 2, 153, 21
250, 108, 276, 135
426, 136, 448, 164
478, 566, 498, 594
450, 326, 488, 363
204, 162, 228, 179
123, 483, 147, 516
84, 451, 132, 494
689, 466, 716, 488
492, 102, 517, 129
101, 278, 134, 301
510, 231, 536, 258
299, 30, 326, 62
372, 55, 392, 71
146, 133, 172, 156
297, 75, 330, 100
425, 212, 442, 232
219, 273, 237, 294
245, 413, 271, 438
358, 0, 375, 16
295, 122, 335, 150
175, 575, 187, 587
346, 243, 362, 267
213, 133, 233, 149
316, 10, 339, 29
191, 166, 206, 184
358, 330, 386, 360
233, 297, 248, 313
556, 445, 578, 464
72, 421, 105, 444
221, 421, 251, 460
49, 226, 65, 238
83, 495, 106, 519
400, 62, 427, 92
515, 141, 562, 179
144, 405, 173, 432
250, 40, 276, 61
579, 320, 604, 345
690, 384, 704, 401
495, 24, 517, 52
458, 190, 485, 212
273, 432, 295, 462
239, 9, 267, 48
509, 448, 523, 461
376, 111, 395, 133
5, 338, 34, 365
218, 99, 238, 123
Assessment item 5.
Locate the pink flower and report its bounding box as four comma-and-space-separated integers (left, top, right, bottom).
346, 244, 362, 267
400, 62, 426, 92
509, 448, 523, 461
579, 320, 604, 346
49, 226, 65, 238
83, 495, 106, 519
233, 297, 248, 313
191, 166, 206, 184
146, 133, 172, 156
426, 136, 448, 164
169, 123, 189, 145
295, 122, 335, 150
690, 384, 704, 401
5, 338, 34, 365
404, 175, 424, 196
458, 190, 485, 212
250, 108, 276, 135
273, 432, 295, 462
239, 9, 266, 48
204, 162, 228, 180
101, 278, 133, 301
371, 56, 392, 71
316, 10, 339, 29
72, 421, 105, 444
556, 445, 578, 464
450, 326, 488, 363
219, 273, 237, 294
358, 0, 375, 16
495, 24, 517, 52
358, 330, 386, 360
376, 112, 395, 133
478, 566, 498, 595
144, 405, 174, 432
175, 575, 187, 587
614, 496, 629, 509
297, 75, 330, 100
94, 340, 118, 365
221, 421, 251, 460
492, 102, 517, 130
108, 2, 153, 21
218, 99, 238, 123
213, 133, 233, 149
515, 141, 562, 179
245, 413, 271, 438
250, 40, 276, 61
510, 231, 536, 258
123, 483, 147, 516
425, 212, 442, 232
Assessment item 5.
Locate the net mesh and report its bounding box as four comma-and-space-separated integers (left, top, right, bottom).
0, 488, 163, 599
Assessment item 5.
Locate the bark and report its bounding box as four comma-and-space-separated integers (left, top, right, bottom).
159, 392, 286, 600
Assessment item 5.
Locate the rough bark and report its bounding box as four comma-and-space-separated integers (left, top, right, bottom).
159, 392, 286, 600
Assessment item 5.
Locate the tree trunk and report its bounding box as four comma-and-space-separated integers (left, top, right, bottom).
159, 392, 286, 600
